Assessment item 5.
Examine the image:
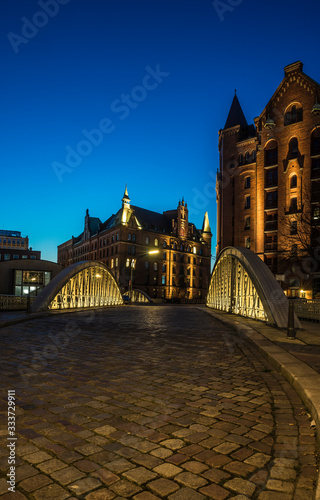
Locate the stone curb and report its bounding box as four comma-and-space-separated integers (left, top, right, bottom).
199, 307, 320, 500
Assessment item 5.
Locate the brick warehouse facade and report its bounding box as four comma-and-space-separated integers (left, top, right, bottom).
58, 187, 212, 301
217, 61, 320, 299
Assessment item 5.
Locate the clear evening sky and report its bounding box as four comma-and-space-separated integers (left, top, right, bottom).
1, 0, 320, 263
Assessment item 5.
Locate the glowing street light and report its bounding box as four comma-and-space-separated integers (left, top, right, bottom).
129, 249, 159, 295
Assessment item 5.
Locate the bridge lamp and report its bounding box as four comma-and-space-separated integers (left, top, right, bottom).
129, 249, 159, 294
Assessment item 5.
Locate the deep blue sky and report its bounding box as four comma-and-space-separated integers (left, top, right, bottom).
1, 0, 320, 262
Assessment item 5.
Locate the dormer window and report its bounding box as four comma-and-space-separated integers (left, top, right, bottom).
284, 104, 303, 126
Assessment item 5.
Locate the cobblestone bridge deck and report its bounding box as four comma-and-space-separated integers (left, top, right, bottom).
0, 306, 318, 499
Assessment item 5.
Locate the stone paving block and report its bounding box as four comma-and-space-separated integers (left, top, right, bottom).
15, 464, 38, 482
224, 477, 256, 496
269, 466, 296, 480
133, 493, 161, 500
32, 483, 69, 500
223, 460, 256, 477
258, 492, 292, 500
123, 466, 158, 484
175, 471, 208, 489
153, 463, 183, 478
1, 492, 29, 500
68, 477, 102, 495
160, 439, 185, 450
24, 451, 52, 464
213, 442, 241, 455
132, 453, 163, 469
50, 465, 85, 485
244, 452, 271, 468
182, 460, 209, 474
109, 479, 142, 497
168, 487, 205, 499
199, 483, 230, 499
92, 468, 120, 485
148, 478, 180, 496
85, 489, 116, 499
18, 473, 52, 492
37, 458, 68, 474
106, 458, 136, 473
202, 468, 231, 483
151, 447, 173, 459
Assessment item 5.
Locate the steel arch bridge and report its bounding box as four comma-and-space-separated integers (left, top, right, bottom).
206, 247, 299, 328
31, 261, 123, 312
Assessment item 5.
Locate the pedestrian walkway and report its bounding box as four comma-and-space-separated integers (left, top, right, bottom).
0, 306, 318, 499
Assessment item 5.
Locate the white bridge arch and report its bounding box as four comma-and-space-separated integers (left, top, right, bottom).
207, 247, 300, 328
31, 261, 123, 312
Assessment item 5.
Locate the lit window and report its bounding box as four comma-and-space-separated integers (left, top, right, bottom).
162, 276, 166, 285
154, 262, 158, 271
126, 258, 130, 267
193, 247, 197, 254
115, 258, 119, 267
154, 238, 159, 247
245, 237, 250, 249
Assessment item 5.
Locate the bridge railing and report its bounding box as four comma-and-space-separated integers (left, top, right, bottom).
0, 295, 36, 311
290, 299, 320, 322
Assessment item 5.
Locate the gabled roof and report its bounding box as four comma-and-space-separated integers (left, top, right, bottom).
131, 206, 170, 232
224, 93, 248, 129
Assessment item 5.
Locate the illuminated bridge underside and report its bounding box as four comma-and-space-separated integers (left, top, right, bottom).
31, 261, 123, 312
207, 247, 300, 328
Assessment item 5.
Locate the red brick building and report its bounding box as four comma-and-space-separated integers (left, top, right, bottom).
58, 187, 212, 300
217, 61, 320, 298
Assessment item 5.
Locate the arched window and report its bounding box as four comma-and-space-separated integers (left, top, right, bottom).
265, 140, 278, 166
284, 103, 303, 126
145, 236, 150, 245
289, 138, 299, 159
311, 128, 320, 156
238, 153, 243, 165
154, 238, 159, 247
251, 150, 256, 162
245, 151, 250, 164
163, 240, 167, 248
290, 175, 297, 189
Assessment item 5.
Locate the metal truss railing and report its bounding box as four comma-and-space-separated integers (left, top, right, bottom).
49, 266, 123, 309
207, 254, 266, 321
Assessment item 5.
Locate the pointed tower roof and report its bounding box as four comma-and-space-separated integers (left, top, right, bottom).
202, 211, 211, 234
224, 92, 248, 129
122, 184, 130, 202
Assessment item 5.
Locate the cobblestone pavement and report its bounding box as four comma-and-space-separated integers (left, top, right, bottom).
0, 306, 318, 500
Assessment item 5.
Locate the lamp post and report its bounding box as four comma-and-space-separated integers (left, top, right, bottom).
129, 249, 159, 299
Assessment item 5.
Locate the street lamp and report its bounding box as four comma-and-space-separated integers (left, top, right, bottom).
129, 249, 159, 298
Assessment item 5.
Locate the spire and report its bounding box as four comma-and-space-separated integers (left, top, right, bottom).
122, 184, 130, 202
224, 93, 248, 129
121, 185, 131, 224
202, 211, 211, 234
